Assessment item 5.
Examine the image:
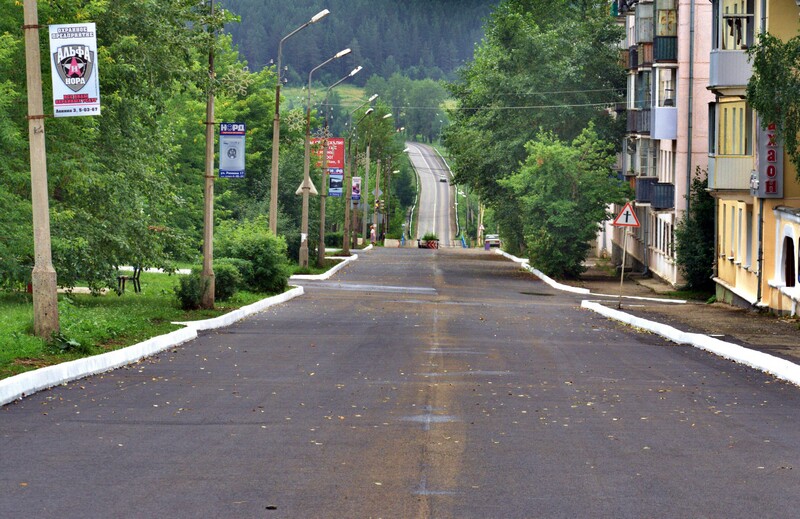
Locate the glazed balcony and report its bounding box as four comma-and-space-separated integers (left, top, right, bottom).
708, 155, 754, 191
709, 50, 752, 95
651, 182, 675, 210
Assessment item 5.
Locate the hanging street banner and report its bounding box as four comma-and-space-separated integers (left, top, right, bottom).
328, 168, 343, 197
352, 176, 362, 201
219, 123, 246, 178
49, 23, 101, 117
311, 137, 345, 168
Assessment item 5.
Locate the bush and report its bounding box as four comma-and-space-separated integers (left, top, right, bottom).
325, 232, 343, 248
216, 257, 253, 290
421, 232, 439, 241
216, 216, 291, 293
211, 261, 242, 301
174, 273, 207, 310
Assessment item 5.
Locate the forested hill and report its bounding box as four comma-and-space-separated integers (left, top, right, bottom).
220, 0, 499, 84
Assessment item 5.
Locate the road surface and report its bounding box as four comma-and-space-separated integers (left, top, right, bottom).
406, 142, 455, 246
2, 248, 799, 518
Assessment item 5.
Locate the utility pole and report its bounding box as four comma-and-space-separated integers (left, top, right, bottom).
201, 0, 216, 308
23, 0, 59, 338
372, 159, 381, 238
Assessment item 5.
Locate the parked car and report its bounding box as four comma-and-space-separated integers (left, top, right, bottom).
439, 176, 448, 183
485, 234, 501, 247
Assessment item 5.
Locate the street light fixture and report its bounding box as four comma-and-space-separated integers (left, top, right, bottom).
269, 8, 330, 235
299, 47, 352, 268
317, 65, 362, 267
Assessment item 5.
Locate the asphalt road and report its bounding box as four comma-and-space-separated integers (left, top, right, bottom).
407, 142, 454, 246
2, 248, 799, 518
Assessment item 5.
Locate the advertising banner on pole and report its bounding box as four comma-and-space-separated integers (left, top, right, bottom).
49, 23, 101, 117
328, 168, 343, 197
311, 137, 345, 168
219, 123, 246, 178
352, 176, 362, 201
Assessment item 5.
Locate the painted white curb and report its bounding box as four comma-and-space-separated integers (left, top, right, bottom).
494, 249, 591, 295
290, 253, 361, 281
0, 287, 305, 406
582, 300, 800, 387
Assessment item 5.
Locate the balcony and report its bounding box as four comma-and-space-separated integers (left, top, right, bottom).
638, 42, 653, 68
654, 36, 677, 62
626, 108, 651, 135
636, 177, 658, 204
651, 106, 677, 140
652, 183, 675, 210
619, 49, 629, 69
709, 50, 752, 95
708, 155, 755, 191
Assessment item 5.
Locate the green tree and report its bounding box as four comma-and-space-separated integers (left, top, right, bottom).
675, 170, 715, 290
747, 31, 800, 180
443, 0, 625, 249
499, 126, 629, 278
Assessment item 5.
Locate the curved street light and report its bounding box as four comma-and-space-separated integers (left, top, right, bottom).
317, 65, 363, 267
298, 47, 352, 268
269, 8, 330, 235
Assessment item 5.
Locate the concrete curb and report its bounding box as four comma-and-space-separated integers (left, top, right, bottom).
493, 248, 800, 386
0, 287, 305, 407
582, 301, 800, 388
289, 252, 361, 281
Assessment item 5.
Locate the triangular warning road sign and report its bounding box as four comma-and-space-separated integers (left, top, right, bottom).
612, 202, 640, 227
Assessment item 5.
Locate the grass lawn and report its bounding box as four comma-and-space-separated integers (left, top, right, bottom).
0, 272, 280, 380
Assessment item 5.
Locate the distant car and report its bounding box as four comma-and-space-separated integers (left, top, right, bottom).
485, 234, 501, 247
439, 176, 448, 183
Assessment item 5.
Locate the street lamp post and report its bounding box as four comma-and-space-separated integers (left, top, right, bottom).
269, 8, 329, 235
23, 0, 59, 337
343, 107, 374, 255
317, 66, 362, 267
362, 113, 392, 244
299, 48, 351, 268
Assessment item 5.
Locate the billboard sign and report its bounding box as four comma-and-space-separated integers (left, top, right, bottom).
219, 123, 246, 178
328, 168, 343, 197
49, 23, 101, 117
352, 176, 362, 201
311, 137, 345, 169
751, 120, 784, 198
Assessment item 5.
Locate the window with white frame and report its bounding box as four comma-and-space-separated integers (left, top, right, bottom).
718, 100, 753, 156
655, 67, 676, 107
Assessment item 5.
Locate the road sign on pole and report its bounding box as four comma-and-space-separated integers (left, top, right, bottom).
612, 202, 640, 227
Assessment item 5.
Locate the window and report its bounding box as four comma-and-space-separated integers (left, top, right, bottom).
721, 203, 727, 256
783, 237, 796, 287
745, 204, 753, 268
635, 70, 652, 109
655, 67, 676, 107
713, 0, 755, 50
730, 206, 736, 257
718, 100, 753, 155
708, 102, 717, 155
636, 3, 654, 43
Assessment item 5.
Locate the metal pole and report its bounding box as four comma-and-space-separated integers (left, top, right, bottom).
618, 230, 629, 309
343, 136, 353, 255
201, 0, 216, 308
362, 145, 371, 241
269, 9, 330, 235
317, 128, 329, 268
373, 159, 381, 238
23, 0, 59, 337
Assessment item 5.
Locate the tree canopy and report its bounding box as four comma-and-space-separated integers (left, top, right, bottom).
443, 0, 627, 275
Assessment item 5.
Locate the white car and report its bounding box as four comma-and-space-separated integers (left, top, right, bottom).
485, 234, 501, 247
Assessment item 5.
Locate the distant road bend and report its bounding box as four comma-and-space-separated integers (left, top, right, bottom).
406, 142, 456, 246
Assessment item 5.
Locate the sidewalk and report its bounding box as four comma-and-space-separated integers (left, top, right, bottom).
568, 257, 800, 363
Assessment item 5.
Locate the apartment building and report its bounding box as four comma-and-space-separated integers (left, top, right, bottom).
708, 0, 800, 315
611, 0, 713, 285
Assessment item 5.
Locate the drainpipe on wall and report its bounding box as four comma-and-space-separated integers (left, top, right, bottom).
686, 0, 695, 214
755, 0, 766, 307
